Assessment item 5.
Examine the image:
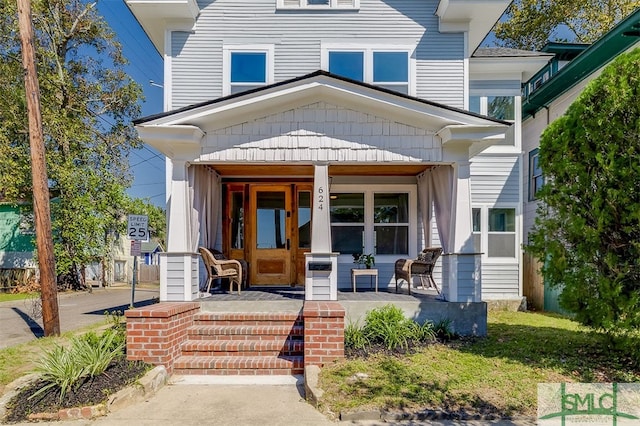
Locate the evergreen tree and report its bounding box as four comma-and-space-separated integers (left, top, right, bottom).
527, 49, 640, 335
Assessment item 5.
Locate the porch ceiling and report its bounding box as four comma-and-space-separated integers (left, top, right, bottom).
208, 164, 431, 177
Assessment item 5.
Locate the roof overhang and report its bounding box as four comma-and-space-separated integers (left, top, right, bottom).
470, 54, 554, 82
435, 0, 510, 52
125, 0, 199, 54
135, 71, 510, 160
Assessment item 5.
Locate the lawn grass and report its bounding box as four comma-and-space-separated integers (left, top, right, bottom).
0, 293, 39, 303
319, 311, 640, 418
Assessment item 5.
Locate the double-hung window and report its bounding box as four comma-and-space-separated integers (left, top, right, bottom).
223, 45, 274, 96
472, 206, 518, 259
277, 0, 359, 10
324, 46, 413, 95
529, 149, 543, 201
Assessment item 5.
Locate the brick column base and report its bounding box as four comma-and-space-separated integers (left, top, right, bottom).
303, 301, 345, 368
125, 302, 200, 374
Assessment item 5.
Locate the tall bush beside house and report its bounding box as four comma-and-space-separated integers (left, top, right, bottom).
527, 48, 640, 338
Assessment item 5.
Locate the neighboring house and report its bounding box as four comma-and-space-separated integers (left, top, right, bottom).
126, 0, 552, 304
0, 203, 36, 292
88, 236, 163, 285
0, 203, 35, 270
521, 9, 640, 312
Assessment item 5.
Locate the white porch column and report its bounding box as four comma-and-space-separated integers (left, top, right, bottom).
160, 159, 199, 302
305, 163, 338, 301
442, 161, 482, 303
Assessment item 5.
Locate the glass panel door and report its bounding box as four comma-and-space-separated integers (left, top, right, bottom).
249, 185, 291, 285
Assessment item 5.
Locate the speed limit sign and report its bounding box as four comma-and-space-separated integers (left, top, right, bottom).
127, 214, 149, 241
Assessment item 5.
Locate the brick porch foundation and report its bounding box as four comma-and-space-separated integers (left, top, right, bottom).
125, 302, 200, 374
302, 301, 345, 368
125, 301, 345, 374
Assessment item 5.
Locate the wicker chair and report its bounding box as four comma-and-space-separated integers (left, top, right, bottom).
394, 247, 443, 295
198, 246, 243, 294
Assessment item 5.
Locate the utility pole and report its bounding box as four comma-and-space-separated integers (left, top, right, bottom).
17, 0, 60, 336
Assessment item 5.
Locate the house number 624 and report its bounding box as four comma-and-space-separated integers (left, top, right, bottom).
317, 186, 324, 210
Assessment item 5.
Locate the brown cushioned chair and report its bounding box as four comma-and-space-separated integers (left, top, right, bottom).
394, 247, 443, 295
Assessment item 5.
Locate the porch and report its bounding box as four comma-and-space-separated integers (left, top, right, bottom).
126, 286, 486, 377
196, 286, 486, 337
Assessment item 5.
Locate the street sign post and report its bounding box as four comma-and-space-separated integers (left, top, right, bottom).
127, 215, 148, 307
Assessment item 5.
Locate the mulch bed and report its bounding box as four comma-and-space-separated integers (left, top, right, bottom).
3, 358, 149, 424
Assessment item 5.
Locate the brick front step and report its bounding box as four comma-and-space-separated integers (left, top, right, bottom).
186, 325, 304, 339
181, 339, 304, 357
194, 312, 302, 326
173, 355, 304, 375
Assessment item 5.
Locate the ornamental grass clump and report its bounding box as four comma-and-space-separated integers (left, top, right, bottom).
30, 327, 125, 402
347, 304, 437, 352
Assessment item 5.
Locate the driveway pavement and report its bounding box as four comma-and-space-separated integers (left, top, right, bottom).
0, 285, 159, 348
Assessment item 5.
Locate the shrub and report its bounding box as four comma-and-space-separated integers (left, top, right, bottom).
344, 319, 369, 350
30, 325, 126, 402
359, 305, 437, 351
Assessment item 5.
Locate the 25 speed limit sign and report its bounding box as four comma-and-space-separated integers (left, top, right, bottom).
127, 214, 149, 241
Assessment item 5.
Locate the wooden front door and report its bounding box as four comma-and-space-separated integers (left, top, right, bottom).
249, 185, 292, 285
224, 183, 311, 286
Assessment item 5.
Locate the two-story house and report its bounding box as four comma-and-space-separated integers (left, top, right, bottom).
123, 0, 559, 377
127, 0, 551, 303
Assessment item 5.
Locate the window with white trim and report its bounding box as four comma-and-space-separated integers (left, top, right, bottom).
529, 148, 543, 201
223, 45, 274, 96
472, 206, 518, 259
277, 0, 359, 10
323, 45, 413, 95
330, 186, 416, 257
469, 95, 515, 121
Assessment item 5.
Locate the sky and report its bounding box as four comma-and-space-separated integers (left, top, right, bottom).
96, 0, 166, 207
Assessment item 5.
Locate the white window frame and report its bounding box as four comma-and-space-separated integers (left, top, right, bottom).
277, 0, 359, 10
223, 45, 275, 97
330, 184, 417, 263
472, 204, 519, 264
468, 95, 516, 122
321, 43, 416, 96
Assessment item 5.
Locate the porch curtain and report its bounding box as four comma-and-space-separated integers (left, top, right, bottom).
430, 166, 453, 253
418, 167, 454, 253
188, 165, 221, 253
417, 172, 433, 248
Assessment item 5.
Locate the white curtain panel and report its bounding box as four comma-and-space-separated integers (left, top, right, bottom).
416, 172, 432, 248
189, 166, 221, 252
430, 166, 453, 253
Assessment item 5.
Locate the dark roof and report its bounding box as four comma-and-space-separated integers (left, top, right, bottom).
474, 47, 550, 58
134, 70, 510, 126
523, 8, 640, 118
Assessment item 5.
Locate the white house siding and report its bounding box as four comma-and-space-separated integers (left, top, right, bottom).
198, 102, 442, 163
169, 0, 465, 109
470, 153, 521, 299
171, 32, 222, 108
163, 254, 199, 301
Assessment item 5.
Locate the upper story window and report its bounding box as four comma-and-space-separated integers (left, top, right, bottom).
529, 148, 543, 201
323, 45, 413, 95
223, 45, 274, 96
469, 95, 515, 121
277, 0, 359, 10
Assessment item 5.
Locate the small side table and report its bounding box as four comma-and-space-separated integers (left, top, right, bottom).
351, 268, 378, 292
